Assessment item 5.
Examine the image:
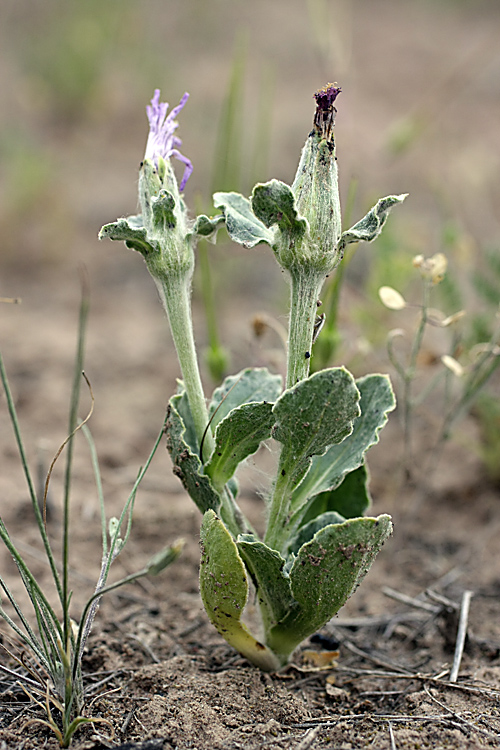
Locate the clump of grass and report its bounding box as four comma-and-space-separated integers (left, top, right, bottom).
0, 287, 182, 747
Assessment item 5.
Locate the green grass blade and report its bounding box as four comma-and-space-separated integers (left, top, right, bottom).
80, 424, 107, 557
0, 353, 63, 603
62, 280, 90, 649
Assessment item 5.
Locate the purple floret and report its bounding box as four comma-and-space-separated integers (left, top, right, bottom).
313, 83, 341, 141
314, 84, 342, 110
144, 89, 193, 191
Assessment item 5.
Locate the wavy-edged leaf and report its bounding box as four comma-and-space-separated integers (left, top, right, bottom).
289, 374, 395, 524
299, 463, 371, 528
287, 511, 346, 556
213, 191, 275, 248
98, 215, 154, 257
200, 511, 280, 671
338, 194, 407, 254
189, 213, 225, 243
251, 179, 307, 236
205, 402, 275, 490
165, 393, 221, 515
272, 368, 360, 491
209, 368, 283, 430
267, 515, 393, 662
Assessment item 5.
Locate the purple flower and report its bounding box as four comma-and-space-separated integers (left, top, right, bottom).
144, 89, 193, 191
313, 83, 341, 142
313, 83, 341, 110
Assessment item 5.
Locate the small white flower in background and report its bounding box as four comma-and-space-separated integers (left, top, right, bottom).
413, 252, 448, 284
441, 354, 464, 377
441, 310, 466, 327
379, 286, 407, 310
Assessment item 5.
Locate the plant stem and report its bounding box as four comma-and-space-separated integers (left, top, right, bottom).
264, 453, 294, 552
402, 279, 430, 478
155, 274, 214, 457
286, 268, 325, 389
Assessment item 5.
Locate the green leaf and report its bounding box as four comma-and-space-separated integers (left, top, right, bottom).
98, 215, 155, 257
189, 213, 225, 243
200, 511, 281, 671
151, 190, 176, 231
300, 463, 371, 526
267, 515, 393, 662
213, 191, 275, 248
272, 368, 360, 491
287, 511, 346, 555
209, 368, 283, 430
237, 536, 295, 632
165, 394, 221, 515
174, 387, 199, 455
205, 401, 275, 490
339, 194, 407, 253
251, 180, 308, 236
289, 374, 395, 523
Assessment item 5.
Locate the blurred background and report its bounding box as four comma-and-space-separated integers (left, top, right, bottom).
1, 0, 499, 478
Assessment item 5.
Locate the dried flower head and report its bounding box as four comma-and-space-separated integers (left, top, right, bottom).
313, 83, 342, 141
413, 253, 448, 284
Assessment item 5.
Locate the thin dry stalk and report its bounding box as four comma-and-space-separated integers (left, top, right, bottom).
449, 590, 473, 682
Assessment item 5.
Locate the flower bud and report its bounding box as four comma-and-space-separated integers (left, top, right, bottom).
413, 253, 448, 284
288, 84, 343, 273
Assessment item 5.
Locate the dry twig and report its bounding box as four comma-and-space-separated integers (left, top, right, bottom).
449, 590, 473, 682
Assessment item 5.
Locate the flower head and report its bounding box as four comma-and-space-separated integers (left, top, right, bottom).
313, 83, 342, 141
144, 89, 193, 191
413, 252, 447, 284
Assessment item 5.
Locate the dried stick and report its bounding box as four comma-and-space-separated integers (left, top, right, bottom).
388, 720, 397, 750
450, 590, 473, 683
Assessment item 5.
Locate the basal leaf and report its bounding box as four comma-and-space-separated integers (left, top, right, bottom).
174, 387, 199, 455
205, 402, 275, 490
213, 191, 275, 248
237, 536, 295, 633
165, 394, 221, 515
289, 374, 395, 520
299, 463, 371, 527
209, 368, 283, 430
272, 368, 360, 491
287, 511, 346, 556
267, 516, 393, 662
200, 511, 280, 672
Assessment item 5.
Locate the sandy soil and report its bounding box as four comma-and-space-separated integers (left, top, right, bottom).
1, 273, 500, 750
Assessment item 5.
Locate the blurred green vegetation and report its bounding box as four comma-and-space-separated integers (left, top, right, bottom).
1, 1, 498, 435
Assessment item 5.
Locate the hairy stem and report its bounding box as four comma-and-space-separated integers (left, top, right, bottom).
155, 274, 214, 457
286, 268, 325, 389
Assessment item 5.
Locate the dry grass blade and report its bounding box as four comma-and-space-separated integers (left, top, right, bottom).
449, 590, 473, 682
388, 720, 397, 750
42, 370, 95, 528
296, 725, 322, 750
423, 685, 500, 742
382, 586, 441, 613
